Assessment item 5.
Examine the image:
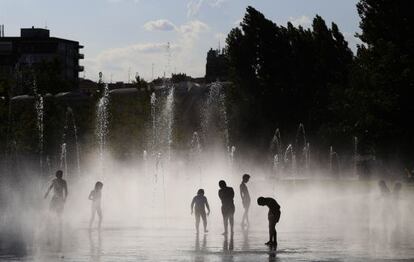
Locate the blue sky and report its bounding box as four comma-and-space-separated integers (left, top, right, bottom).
0, 0, 361, 82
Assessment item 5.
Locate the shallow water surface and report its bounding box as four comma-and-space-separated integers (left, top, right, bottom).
1, 217, 414, 262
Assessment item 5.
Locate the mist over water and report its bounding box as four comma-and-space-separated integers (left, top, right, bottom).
1, 83, 414, 261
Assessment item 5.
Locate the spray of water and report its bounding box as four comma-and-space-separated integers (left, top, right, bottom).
33, 80, 44, 175
96, 84, 110, 177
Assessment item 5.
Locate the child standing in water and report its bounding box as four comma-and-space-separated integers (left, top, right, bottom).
240, 174, 251, 229
89, 182, 103, 231
191, 189, 210, 234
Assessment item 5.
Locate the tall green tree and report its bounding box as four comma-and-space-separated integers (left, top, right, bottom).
225, 6, 353, 160
352, 0, 414, 161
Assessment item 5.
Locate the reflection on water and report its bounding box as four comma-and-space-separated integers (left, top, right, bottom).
242, 228, 249, 250
221, 233, 234, 262
1, 224, 414, 262
194, 233, 207, 262
88, 230, 102, 262
223, 233, 233, 252
195, 233, 207, 252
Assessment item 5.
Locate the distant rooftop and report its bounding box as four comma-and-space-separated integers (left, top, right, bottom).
0, 26, 82, 46
21, 27, 50, 38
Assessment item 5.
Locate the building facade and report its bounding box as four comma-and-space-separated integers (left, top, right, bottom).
0, 27, 84, 94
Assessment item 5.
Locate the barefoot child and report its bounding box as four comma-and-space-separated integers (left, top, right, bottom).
191, 189, 210, 233
89, 182, 103, 230
240, 174, 251, 229
257, 197, 281, 248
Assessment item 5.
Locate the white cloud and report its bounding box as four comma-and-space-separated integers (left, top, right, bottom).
144, 19, 177, 31
289, 15, 312, 28
179, 20, 209, 36
83, 20, 209, 81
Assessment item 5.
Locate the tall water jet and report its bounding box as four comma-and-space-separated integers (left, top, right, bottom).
143, 150, 148, 177
190, 131, 203, 184
96, 81, 110, 177
155, 152, 162, 183
353, 136, 358, 176
68, 107, 81, 175
228, 145, 236, 170
273, 154, 280, 177
270, 128, 283, 156
190, 132, 202, 156
329, 146, 334, 172
163, 85, 175, 161
202, 82, 229, 150
221, 91, 230, 150
284, 144, 295, 175
33, 80, 44, 175
296, 123, 309, 172
270, 128, 283, 175
60, 143, 67, 176
152, 151, 167, 219
329, 146, 339, 175
150, 92, 157, 153
305, 142, 311, 170
63, 107, 81, 176
296, 123, 306, 147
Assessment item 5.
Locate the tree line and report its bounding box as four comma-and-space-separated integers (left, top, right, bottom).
224, 1, 414, 168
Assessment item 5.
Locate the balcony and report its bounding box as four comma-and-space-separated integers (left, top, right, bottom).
78, 53, 84, 59
78, 65, 84, 72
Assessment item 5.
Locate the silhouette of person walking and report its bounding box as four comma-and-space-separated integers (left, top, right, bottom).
89, 181, 103, 231
218, 180, 235, 236
44, 170, 68, 216
191, 189, 210, 233
240, 174, 251, 229
257, 197, 280, 249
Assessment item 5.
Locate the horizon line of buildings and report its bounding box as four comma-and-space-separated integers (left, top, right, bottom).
0, 27, 229, 96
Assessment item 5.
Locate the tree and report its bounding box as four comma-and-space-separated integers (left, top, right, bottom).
353, 0, 414, 162
225, 6, 353, 161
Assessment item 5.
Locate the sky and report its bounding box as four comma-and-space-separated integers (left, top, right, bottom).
0, 0, 361, 82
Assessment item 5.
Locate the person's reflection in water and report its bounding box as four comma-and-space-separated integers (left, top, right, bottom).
194, 233, 207, 251
242, 227, 249, 251
88, 230, 102, 262
268, 250, 279, 262
221, 234, 234, 262
223, 234, 234, 251
194, 233, 207, 262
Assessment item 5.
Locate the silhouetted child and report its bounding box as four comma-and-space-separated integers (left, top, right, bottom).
191, 189, 210, 233
89, 182, 103, 230
257, 197, 281, 248
240, 174, 251, 229
44, 170, 68, 246
44, 170, 68, 216
218, 180, 235, 236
